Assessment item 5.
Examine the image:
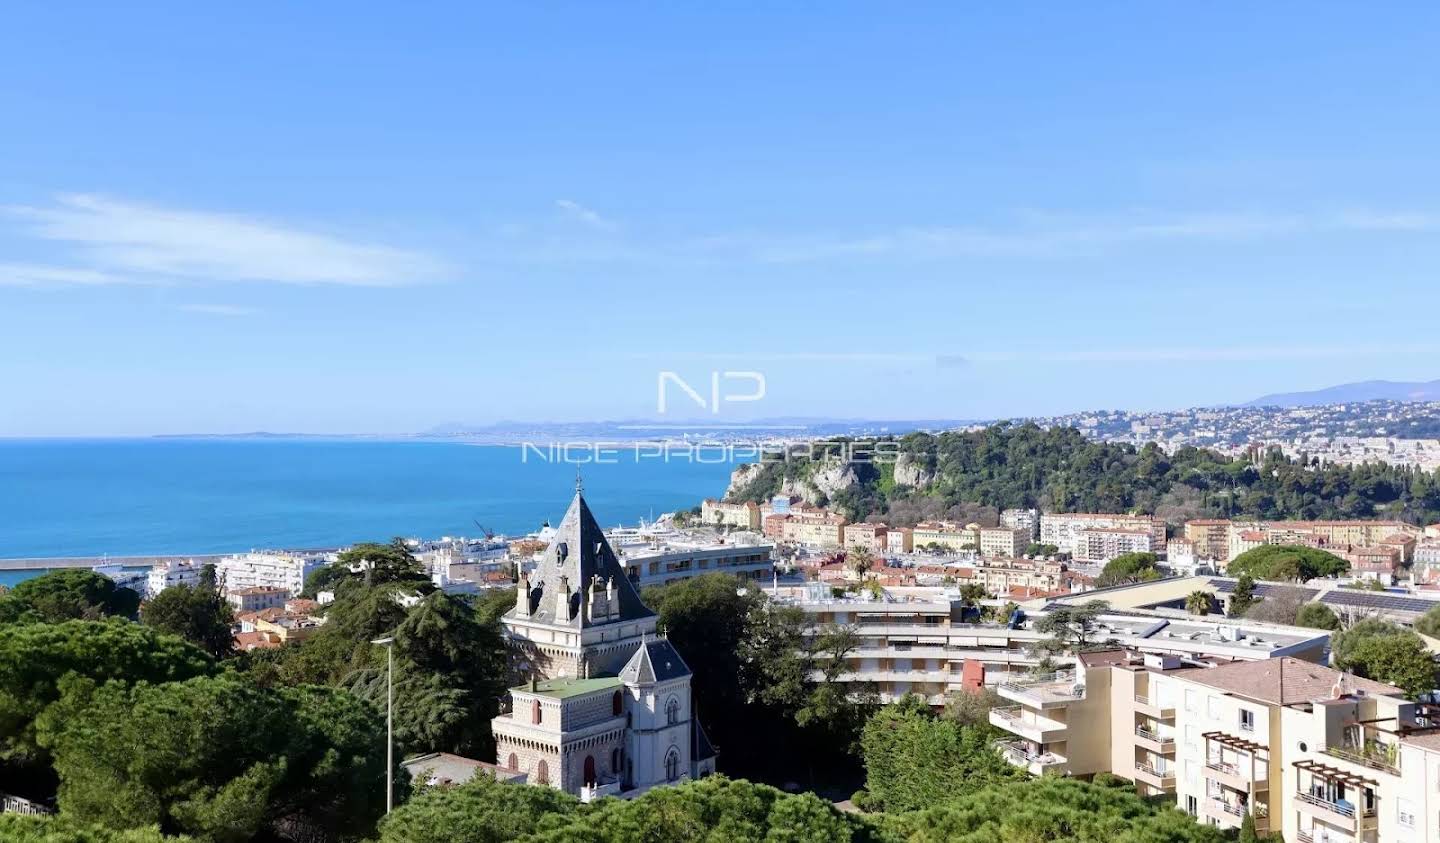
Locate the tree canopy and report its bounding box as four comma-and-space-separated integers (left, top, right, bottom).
1332, 618, 1438, 698
1293, 602, 1341, 631
1225, 545, 1349, 582
858, 695, 1017, 813
1094, 553, 1161, 588
36, 675, 390, 842
140, 582, 235, 659
0, 621, 217, 771
0, 570, 141, 624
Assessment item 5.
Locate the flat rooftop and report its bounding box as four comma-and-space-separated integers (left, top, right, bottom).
511, 676, 623, 700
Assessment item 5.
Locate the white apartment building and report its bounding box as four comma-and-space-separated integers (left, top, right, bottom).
611, 535, 774, 588
764, 583, 1330, 706
1001, 508, 1041, 541
216, 551, 326, 597
144, 559, 205, 597
1040, 513, 1165, 555
1072, 527, 1154, 564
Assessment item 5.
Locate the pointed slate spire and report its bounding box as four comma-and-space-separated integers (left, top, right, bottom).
508, 485, 654, 627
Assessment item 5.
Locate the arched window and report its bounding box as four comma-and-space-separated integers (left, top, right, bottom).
536, 759, 549, 785
665, 695, 680, 726
612, 690, 623, 716
611, 748, 621, 774
507, 752, 518, 771
532, 699, 543, 725
664, 746, 681, 782
583, 755, 597, 787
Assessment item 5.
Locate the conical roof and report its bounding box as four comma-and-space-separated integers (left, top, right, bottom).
619, 638, 691, 685
511, 488, 653, 627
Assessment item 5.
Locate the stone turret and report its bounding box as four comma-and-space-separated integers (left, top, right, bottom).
516, 573, 532, 617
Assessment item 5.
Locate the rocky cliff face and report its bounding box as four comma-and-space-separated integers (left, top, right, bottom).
725, 463, 760, 499
892, 453, 935, 489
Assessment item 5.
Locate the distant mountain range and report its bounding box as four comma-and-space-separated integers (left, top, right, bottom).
1246, 379, 1440, 408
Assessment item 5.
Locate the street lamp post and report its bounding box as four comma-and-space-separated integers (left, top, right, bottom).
372, 636, 395, 813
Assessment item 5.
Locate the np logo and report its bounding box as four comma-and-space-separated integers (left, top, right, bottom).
657, 371, 766, 415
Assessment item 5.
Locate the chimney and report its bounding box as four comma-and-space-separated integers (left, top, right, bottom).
515, 573, 532, 617
556, 575, 571, 620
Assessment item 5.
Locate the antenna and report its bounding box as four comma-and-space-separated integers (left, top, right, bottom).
575, 467, 584, 495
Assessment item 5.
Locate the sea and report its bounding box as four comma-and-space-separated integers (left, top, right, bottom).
0, 439, 746, 587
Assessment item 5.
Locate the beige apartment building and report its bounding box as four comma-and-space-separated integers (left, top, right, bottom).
960, 559, 1071, 596
843, 522, 889, 553
699, 499, 761, 530
979, 526, 1030, 558
1040, 513, 1166, 556
1185, 520, 1233, 562
779, 511, 848, 547
913, 521, 980, 552
992, 650, 1440, 843
886, 527, 914, 554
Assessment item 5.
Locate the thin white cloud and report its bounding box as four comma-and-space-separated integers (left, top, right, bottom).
554, 199, 618, 231
176, 303, 258, 316
4, 194, 446, 287
618, 342, 1440, 365
0, 262, 126, 287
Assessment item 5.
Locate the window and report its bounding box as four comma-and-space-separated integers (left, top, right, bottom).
536, 759, 549, 785
1207, 695, 1221, 720
1185, 725, 1197, 747
1184, 689, 1198, 712
532, 699, 543, 725
507, 752, 518, 771
666, 696, 681, 725
664, 746, 681, 782
612, 690, 623, 716
1239, 709, 1255, 733
612, 748, 621, 773
1397, 798, 1416, 827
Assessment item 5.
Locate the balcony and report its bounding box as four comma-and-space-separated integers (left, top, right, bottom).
990, 706, 1067, 742
997, 672, 1085, 709
996, 740, 1068, 776
1133, 693, 1175, 719
1133, 725, 1175, 754
1132, 762, 1175, 789
1202, 798, 1268, 832
1296, 829, 1357, 843
1323, 742, 1400, 777
1294, 792, 1375, 831
579, 778, 623, 803
1204, 758, 1268, 791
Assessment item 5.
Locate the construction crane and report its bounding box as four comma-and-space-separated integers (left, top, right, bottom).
472, 520, 496, 540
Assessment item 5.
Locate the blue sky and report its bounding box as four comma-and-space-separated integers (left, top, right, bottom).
3, 3, 1439, 436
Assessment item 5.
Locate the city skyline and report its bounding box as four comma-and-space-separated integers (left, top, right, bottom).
4, 4, 1440, 435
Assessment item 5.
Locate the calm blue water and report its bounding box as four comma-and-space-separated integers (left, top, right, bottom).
0, 440, 743, 563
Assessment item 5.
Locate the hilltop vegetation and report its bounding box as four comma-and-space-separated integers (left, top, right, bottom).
729, 423, 1440, 526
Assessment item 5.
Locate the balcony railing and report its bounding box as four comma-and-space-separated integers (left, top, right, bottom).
1135, 762, 1172, 780
1324, 743, 1401, 776
1135, 726, 1174, 745
1295, 791, 1372, 819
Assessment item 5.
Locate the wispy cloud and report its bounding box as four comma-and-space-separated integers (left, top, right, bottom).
176, 303, 258, 316
619, 342, 1440, 365
0, 262, 124, 287
554, 199, 618, 231
4, 194, 447, 287
745, 209, 1440, 263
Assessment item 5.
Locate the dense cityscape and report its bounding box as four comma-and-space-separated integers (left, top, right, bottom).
7, 4, 1440, 842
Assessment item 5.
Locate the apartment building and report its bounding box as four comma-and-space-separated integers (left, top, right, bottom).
1041, 513, 1165, 555
699, 499, 761, 531
913, 521, 980, 552
843, 522, 890, 554
992, 649, 1440, 843
145, 558, 205, 597
979, 526, 1030, 559
1072, 527, 1154, 564
765, 583, 1329, 705
216, 551, 326, 597
886, 527, 914, 554
1001, 508, 1041, 541
960, 559, 1071, 597
779, 511, 848, 547
611, 535, 774, 588
1187, 519, 1424, 564
1185, 520, 1232, 562
226, 585, 288, 613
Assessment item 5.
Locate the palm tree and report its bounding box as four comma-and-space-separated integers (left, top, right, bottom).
1185, 590, 1213, 616
846, 545, 875, 581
